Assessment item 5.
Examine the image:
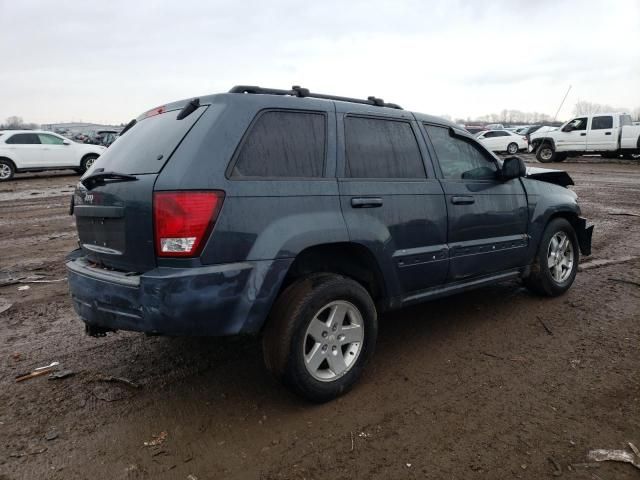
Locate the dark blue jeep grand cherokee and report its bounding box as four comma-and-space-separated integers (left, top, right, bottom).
67, 86, 593, 402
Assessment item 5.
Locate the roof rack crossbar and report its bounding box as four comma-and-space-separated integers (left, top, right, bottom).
228, 85, 402, 110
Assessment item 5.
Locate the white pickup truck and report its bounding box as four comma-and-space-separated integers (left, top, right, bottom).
529, 112, 640, 162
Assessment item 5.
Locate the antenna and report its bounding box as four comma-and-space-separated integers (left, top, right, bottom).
553, 85, 572, 121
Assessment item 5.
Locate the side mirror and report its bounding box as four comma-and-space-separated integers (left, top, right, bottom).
562, 125, 573, 132
501, 156, 526, 180
63, 140, 71, 145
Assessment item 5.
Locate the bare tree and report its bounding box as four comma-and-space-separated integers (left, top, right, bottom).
573, 100, 632, 116
0, 116, 39, 130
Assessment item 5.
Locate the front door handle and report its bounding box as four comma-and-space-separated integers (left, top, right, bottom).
580, 133, 586, 136
351, 197, 383, 208
451, 195, 475, 205
605, 132, 612, 135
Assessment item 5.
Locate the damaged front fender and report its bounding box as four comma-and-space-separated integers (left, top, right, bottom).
525, 167, 574, 188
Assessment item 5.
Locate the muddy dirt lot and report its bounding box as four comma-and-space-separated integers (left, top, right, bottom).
1, 158, 639, 480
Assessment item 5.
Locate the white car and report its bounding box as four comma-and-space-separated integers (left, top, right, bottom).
475, 130, 528, 154
0, 130, 105, 181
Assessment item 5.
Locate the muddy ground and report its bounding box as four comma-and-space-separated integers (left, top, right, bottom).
1, 157, 639, 480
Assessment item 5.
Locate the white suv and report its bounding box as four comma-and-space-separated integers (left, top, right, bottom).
0, 130, 106, 181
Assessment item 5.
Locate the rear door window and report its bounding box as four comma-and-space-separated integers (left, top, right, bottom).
344, 116, 425, 178
424, 125, 497, 180
231, 110, 326, 178
91, 106, 207, 175
591, 116, 613, 130
6, 133, 41, 144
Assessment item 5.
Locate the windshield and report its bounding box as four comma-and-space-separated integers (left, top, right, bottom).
89, 106, 207, 175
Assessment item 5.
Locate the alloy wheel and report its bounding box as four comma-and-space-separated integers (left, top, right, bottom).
547, 231, 574, 283
0, 163, 11, 180
303, 300, 364, 382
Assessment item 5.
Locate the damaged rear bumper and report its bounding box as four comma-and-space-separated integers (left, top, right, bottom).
575, 217, 594, 256
66, 251, 291, 337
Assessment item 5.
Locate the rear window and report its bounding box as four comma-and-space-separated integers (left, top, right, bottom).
620, 115, 632, 127
344, 116, 425, 178
90, 106, 207, 175
231, 110, 326, 178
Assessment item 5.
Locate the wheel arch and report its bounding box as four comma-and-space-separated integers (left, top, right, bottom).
532, 137, 556, 152
0, 156, 17, 170
279, 242, 388, 304
81, 152, 99, 163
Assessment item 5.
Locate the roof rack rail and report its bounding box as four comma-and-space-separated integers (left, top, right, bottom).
228, 85, 403, 110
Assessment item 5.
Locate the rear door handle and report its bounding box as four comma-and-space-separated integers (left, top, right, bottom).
451, 195, 475, 205
605, 132, 612, 135
580, 133, 586, 136
351, 197, 383, 208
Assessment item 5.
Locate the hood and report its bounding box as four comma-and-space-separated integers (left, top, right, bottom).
525, 167, 574, 187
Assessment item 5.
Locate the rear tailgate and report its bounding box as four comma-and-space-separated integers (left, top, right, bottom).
73, 104, 208, 272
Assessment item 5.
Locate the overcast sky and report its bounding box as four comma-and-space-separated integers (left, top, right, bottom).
1, 0, 639, 125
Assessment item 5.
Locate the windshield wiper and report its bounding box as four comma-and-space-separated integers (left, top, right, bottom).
81, 169, 138, 189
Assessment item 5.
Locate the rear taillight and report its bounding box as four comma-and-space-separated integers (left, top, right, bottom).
153, 191, 225, 257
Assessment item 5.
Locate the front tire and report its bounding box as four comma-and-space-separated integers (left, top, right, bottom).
507, 142, 519, 155
262, 274, 377, 403
80, 154, 99, 174
0, 159, 15, 181
524, 218, 579, 296
536, 143, 555, 163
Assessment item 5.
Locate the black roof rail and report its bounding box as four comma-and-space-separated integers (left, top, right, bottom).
228, 85, 403, 110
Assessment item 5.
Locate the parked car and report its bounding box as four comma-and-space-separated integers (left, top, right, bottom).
95, 130, 119, 147
476, 129, 528, 154
529, 113, 640, 162
515, 125, 540, 135
0, 130, 105, 181
464, 125, 486, 135
485, 123, 504, 130
66, 86, 593, 402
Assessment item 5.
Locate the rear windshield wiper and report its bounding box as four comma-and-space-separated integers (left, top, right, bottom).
119, 118, 137, 136
81, 169, 138, 189
177, 98, 200, 120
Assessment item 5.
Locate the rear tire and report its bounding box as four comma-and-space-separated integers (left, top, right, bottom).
80, 154, 98, 174
507, 142, 519, 155
536, 143, 555, 163
524, 218, 579, 297
262, 273, 377, 403
0, 159, 15, 181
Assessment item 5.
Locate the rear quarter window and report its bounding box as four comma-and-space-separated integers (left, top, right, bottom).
231, 110, 326, 178
91, 106, 207, 175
